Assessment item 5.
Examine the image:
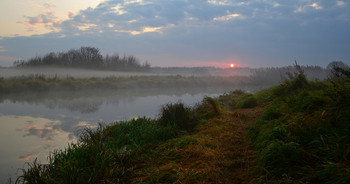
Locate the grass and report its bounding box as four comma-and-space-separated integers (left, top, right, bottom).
249, 71, 350, 183
235, 93, 258, 109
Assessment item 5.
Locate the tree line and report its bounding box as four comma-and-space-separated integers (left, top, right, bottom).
14, 47, 151, 71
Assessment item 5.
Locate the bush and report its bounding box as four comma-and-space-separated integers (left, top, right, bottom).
236, 93, 258, 108
158, 102, 197, 131
202, 96, 221, 115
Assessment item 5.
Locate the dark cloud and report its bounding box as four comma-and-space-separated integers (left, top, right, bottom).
1, 0, 349, 67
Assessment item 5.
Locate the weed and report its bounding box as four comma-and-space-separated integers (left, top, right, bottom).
236, 93, 258, 108
158, 102, 197, 131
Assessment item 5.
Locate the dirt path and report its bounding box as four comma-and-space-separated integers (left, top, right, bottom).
131, 107, 264, 183
213, 107, 264, 183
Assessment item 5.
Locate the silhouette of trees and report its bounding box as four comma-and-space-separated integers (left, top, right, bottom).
14, 47, 150, 71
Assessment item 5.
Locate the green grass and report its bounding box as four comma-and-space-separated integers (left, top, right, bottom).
235, 93, 258, 108
249, 72, 350, 183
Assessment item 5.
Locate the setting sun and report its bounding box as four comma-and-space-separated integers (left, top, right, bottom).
230, 63, 235, 68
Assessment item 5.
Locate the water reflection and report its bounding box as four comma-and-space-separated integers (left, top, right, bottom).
0, 115, 73, 181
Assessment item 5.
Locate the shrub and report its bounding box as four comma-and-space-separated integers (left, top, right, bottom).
203, 96, 221, 115
158, 102, 197, 131
236, 93, 258, 108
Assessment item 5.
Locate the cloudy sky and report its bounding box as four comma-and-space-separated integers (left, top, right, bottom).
0, 0, 349, 67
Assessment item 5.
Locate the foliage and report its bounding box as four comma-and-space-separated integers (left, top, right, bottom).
249, 67, 350, 183
158, 102, 198, 131
14, 47, 151, 71
236, 93, 258, 108
249, 63, 328, 86
196, 96, 222, 118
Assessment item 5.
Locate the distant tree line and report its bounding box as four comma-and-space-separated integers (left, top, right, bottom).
14, 47, 151, 71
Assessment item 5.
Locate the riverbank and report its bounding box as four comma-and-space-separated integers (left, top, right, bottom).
0, 75, 256, 95
14, 67, 350, 183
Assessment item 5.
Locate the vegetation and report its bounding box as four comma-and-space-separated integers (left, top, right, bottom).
14, 47, 150, 71
249, 62, 329, 86
250, 63, 350, 183
0, 74, 255, 96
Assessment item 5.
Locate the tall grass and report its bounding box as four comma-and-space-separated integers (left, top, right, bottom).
158, 102, 198, 131
249, 68, 350, 183
16, 118, 179, 184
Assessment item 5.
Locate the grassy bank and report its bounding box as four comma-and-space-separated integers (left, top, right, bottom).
250, 69, 350, 183
0, 75, 255, 95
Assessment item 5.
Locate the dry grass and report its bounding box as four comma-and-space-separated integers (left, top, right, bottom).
131, 107, 264, 184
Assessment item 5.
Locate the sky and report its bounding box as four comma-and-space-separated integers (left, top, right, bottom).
0, 0, 349, 68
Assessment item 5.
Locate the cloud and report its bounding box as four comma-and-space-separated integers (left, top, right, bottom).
208, 0, 234, 6
294, 2, 323, 13
213, 12, 244, 21
337, 1, 346, 7
1, 0, 349, 67
114, 24, 174, 35
124, 0, 150, 6
44, 2, 57, 8
21, 10, 62, 31
310, 2, 323, 10
111, 4, 127, 15
28, 1, 43, 9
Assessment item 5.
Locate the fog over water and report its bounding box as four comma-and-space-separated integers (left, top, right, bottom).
0, 67, 158, 78
0, 66, 254, 78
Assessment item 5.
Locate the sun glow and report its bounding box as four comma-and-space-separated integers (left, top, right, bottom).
230, 63, 235, 68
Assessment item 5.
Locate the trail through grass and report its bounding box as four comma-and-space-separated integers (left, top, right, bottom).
131, 95, 264, 183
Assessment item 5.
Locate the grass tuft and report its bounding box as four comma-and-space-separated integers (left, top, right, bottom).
158, 102, 197, 131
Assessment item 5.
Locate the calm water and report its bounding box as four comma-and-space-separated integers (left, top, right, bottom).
0, 88, 238, 182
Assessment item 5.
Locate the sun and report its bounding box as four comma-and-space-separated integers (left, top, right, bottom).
230, 63, 235, 68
